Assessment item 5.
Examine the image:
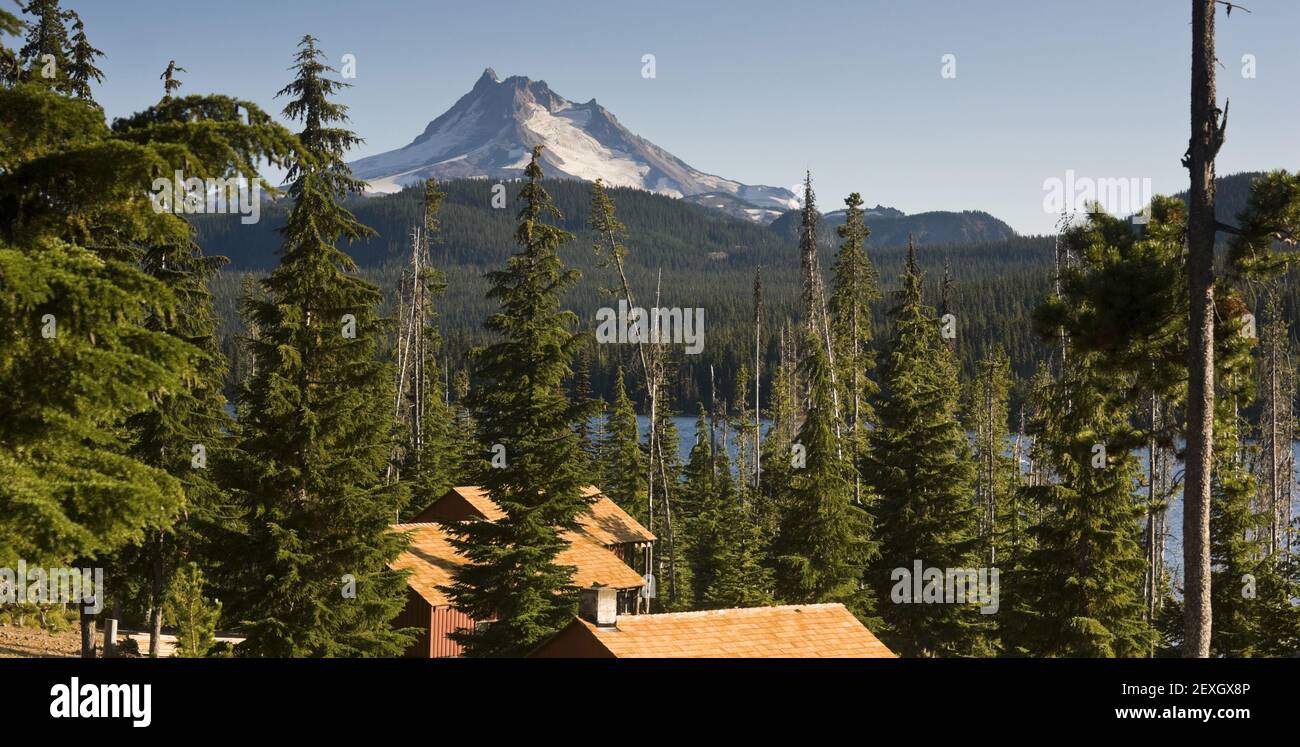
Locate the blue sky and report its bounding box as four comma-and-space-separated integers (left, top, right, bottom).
21, 0, 1300, 234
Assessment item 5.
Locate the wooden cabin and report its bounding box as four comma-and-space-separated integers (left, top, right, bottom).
390, 485, 655, 658
531, 587, 897, 658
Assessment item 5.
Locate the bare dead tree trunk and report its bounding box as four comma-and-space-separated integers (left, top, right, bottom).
708, 365, 717, 476
753, 268, 763, 493
656, 436, 677, 606
1145, 391, 1165, 649
595, 221, 660, 609
798, 173, 843, 448
149, 550, 164, 658
1183, 0, 1225, 658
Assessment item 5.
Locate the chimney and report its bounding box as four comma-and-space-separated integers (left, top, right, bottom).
578, 585, 618, 628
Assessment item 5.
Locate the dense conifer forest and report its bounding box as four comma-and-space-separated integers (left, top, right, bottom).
3, 0, 1300, 669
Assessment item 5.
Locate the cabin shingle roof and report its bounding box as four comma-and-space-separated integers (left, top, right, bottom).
391, 518, 646, 608
439, 485, 655, 546
557, 603, 895, 658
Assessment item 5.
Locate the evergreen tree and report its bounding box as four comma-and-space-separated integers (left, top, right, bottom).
571, 341, 599, 480
0, 33, 296, 569
863, 242, 981, 657
682, 406, 772, 610
602, 366, 646, 521
963, 346, 1015, 566
1008, 208, 1165, 658
1009, 355, 1152, 657
159, 59, 185, 101
829, 191, 880, 491
122, 197, 240, 655
756, 326, 798, 544
449, 367, 481, 483
773, 331, 875, 620
163, 563, 222, 658
441, 146, 591, 657
651, 395, 687, 610
730, 365, 756, 504
62, 10, 100, 101
17, 0, 67, 90
678, 404, 715, 525
233, 36, 410, 657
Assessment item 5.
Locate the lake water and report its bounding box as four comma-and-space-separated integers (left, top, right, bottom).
636, 415, 1300, 580
227, 400, 1292, 580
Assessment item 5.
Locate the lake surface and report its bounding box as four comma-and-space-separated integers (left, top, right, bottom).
635, 415, 1300, 580
228, 399, 1293, 582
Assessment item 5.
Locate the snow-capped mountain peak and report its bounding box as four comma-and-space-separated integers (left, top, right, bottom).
348, 68, 798, 220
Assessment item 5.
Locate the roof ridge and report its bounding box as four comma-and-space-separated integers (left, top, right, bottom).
627, 603, 848, 621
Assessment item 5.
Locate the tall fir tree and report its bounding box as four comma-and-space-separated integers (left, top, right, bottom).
1008, 207, 1170, 658
863, 241, 982, 657
962, 346, 1015, 566
829, 191, 880, 505
61, 10, 100, 101
650, 393, 687, 610
602, 366, 646, 522
773, 331, 875, 621
441, 146, 591, 657
571, 340, 600, 481
17, 0, 67, 91
1008, 352, 1152, 657
233, 36, 410, 657
682, 404, 773, 611
756, 324, 799, 545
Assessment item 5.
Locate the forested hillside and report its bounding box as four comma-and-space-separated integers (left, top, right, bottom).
201, 172, 1288, 414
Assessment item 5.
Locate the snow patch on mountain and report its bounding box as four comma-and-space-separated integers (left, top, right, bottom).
349, 68, 796, 220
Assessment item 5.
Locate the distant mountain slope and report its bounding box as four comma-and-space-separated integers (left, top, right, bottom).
767, 206, 1018, 248
193, 178, 793, 271
1170, 171, 1267, 225
347, 68, 798, 217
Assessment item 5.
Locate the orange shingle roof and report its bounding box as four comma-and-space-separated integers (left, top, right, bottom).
391, 523, 463, 607
577, 486, 656, 546
561, 531, 646, 590
570, 603, 895, 658
436, 485, 655, 545
391, 521, 645, 608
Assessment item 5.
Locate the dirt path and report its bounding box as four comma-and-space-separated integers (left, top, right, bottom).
0, 624, 83, 658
